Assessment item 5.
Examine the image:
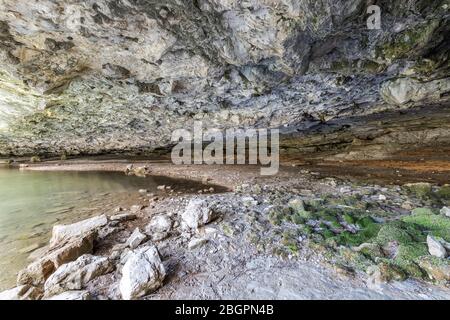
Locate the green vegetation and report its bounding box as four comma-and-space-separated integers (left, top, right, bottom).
436, 185, 450, 200
403, 210, 450, 242
256, 190, 449, 284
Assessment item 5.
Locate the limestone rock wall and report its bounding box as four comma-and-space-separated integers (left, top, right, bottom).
0, 0, 449, 157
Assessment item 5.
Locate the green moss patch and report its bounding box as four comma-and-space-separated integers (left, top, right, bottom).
402, 210, 450, 242
436, 185, 450, 200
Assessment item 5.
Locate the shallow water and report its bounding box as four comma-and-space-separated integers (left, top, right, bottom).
0, 167, 216, 290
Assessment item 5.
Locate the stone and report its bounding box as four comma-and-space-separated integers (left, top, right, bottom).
133, 166, 149, 177
367, 262, 406, 285
242, 196, 258, 207
202, 177, 211, 184
130, 205, 144, 213
114, 206, 124, 213
403, 183, 432, 198
188, 238, 208, 250
48, 232, 96, 268
125, 165, 149, 177
18, 232, 95, 286
181, 199, 217, 230
110, 213, 137, 222
146, 215, 172, 234
401, 202, 413, 211
288, 198, 305, 212
417, 256, 450, 282
0, 285, 42, 300
427, 235, 447, 258
126, 228, 147, 249
45, 290, 91, 300
440, 207, 450, 218
119, 245, 166, 300
50, 215, 107, 247
17, 258, 56, 287
44, 255, 113, 297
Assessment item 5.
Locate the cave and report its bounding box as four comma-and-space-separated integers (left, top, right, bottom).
0, 0, 449, 302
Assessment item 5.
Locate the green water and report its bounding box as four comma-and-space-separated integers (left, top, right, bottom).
0, 167, 210, 290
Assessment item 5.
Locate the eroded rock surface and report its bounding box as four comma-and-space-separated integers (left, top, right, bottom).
50, 214, 108, 247
44, 254, 113, 297
0, 0, 448, 158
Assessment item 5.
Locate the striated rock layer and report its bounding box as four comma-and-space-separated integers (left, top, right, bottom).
0, 0, 449, 158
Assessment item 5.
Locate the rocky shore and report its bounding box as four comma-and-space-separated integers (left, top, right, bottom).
1, 161, 449, 300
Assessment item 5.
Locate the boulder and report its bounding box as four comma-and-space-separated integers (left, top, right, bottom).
17, 258, 56, 287
119, 245, 166, 300
126, 228, 147, 249
427, 235, 447, 258
0, 285, 42, 300
145, 215, 172, 240
45, 290, 91, 300
18, 232, 95, 286
417, 256, 450, 282
403, 183, 432, 198
440, 207, 450, 218
44, 255, 113, 297
49, 232, 96, 267
181, 199, 217, 230
367, 262, 406, 285
50, 214, 107, 247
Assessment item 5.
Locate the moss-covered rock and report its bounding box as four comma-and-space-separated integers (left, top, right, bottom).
436, 185, 450, 200
394, 244, 428, 279
411, 207, 435, 216
353, 242, 385, 261
368, 261, 408, 283
268, 206, 292, 226
375, 221, 425, 246
417, 256, 450, 283
30, 156, 41, 163
338, 247, 374, 272
402, 211, 450, 242
281, 230, 299, 254
342, 213, 355, 224
403, 183, 432, 199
